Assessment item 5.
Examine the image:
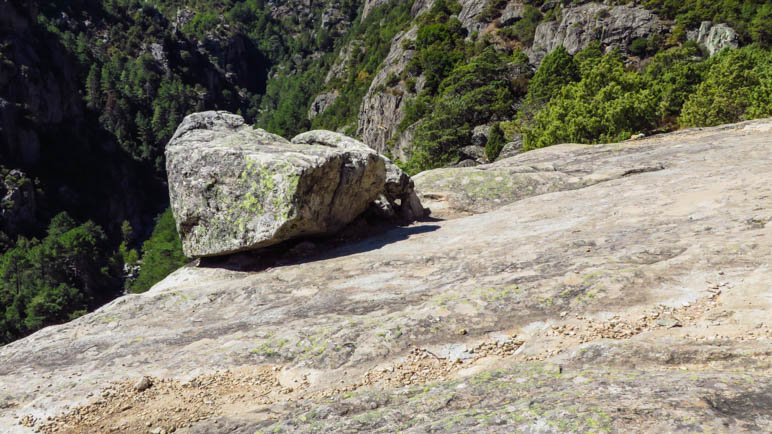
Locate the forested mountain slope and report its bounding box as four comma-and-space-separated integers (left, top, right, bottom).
0, 0, 770, 344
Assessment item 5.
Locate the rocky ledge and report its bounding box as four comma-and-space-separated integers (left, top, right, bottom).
1, 119, 771, 433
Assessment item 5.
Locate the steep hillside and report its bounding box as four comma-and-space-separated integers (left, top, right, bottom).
0, 119, 770, 432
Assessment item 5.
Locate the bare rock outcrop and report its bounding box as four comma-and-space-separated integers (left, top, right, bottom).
688, 21, 740, 56
529, 2, 669, 64
307, 91, 339, 120
166, 111, 385, 257
2, 119, 771, 433
357, 27, 421, 154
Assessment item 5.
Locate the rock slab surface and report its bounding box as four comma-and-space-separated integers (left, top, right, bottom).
166, 111, 385, 257
1, 119, 771, 433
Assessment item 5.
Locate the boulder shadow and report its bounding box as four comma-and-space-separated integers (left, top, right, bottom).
198, 221, 442, 273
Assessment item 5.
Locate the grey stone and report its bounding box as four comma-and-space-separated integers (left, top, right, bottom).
133, 376, 152, 392
307, 92, 339, 120
500, 2, 526, 26
292, 130, 426, 221
497, 136, 523, 160
471, 125, 492, 147
149, 42, 168, 71
166, 112, 386, 257
688, 21, 739, 56
460, 145, 486, 162
529, 2, 669, 65
451, 159, 479, 168
540, 1, 557, 12
458, 0, 487, 35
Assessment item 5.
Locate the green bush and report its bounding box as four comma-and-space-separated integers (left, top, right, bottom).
524, 50, 657, 150
406, 48, 517, 172
129, 209, 189, 294
520, 46, 579, 120
680, 46, 772, 127
643, 43, 708, 122
485, 123, 507, 161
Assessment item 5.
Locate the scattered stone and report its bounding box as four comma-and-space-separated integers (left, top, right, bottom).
459, 145, 486, 162
496, 136, 523, 160
134, 376, 153, 392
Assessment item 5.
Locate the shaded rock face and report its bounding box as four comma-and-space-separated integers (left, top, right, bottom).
497, 135, 523, 160
529, 2, 669, 64
458, 0, 488, 36
500, 2, 525, 26
0, 1, 83, 165
166, 112, 385, 257
307, 91, 339, 120
2, 119, 771, 433
471, 124, 491, 147
688, 21, 739, 56
357, 27, 421, 154
292, 130, 426, 221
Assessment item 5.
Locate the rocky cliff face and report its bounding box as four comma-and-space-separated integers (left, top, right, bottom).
688, 21, 740, 56
357, 26, 423, 154
0, 1, 82, 166
1, 119, 770, 433
528, 2, 669, 64
352, 0, 675, 157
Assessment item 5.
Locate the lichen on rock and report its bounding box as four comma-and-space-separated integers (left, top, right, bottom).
166, 111, 386, 257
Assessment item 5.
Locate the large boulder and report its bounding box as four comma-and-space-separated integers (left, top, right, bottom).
166, 111, 386, 257
292, 130, 426, 221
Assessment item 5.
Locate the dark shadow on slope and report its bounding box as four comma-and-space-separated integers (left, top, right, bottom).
198, 221, 441, 273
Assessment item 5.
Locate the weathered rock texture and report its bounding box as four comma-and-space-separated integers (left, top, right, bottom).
688, 21, 740, 56
2, 119, 771, 433
529, 2, 669, 64
357, 27, 421, 154
307, 91, 339, 120
291, 130, 425, 221
166, 111, 385, 257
